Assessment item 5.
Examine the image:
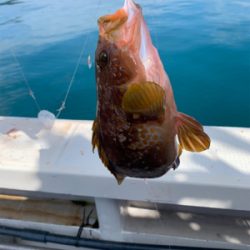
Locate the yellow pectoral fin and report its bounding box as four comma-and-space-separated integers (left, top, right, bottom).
122, 81, 166, 116
176, 113, 210, 152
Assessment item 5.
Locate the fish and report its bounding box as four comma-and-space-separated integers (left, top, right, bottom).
92, 0, 210, 184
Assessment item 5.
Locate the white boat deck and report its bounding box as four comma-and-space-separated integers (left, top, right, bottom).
0, 116, 250, 249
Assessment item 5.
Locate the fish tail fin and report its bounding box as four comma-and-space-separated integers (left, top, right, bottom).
175, 112, 210, 152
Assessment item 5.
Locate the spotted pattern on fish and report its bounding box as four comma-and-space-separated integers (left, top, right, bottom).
128, 124, 164, 150
110, 58, 130, 85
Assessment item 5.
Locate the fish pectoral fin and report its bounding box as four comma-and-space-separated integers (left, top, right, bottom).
176, 112, 210, 152
122, 81, 166, 116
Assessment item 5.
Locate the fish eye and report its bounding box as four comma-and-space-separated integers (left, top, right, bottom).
98, 50, 109, 67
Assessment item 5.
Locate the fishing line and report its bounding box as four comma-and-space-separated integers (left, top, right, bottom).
55, 35, 88, 118
142, 1, 174, 236
11, 50, 41, 112
56, 0, 105, 118
140, 1, 169, 234
10, 0, 106, 120
143, 179, 167, 231
11, 29, 91, 120
146, 0, 163, 84
143, 179, 174, 250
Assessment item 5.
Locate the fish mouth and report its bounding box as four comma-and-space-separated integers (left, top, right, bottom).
98, 0, 155, 72
98, 0, 142, 46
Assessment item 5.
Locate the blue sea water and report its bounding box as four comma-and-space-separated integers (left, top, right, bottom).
0, 0, 249, 127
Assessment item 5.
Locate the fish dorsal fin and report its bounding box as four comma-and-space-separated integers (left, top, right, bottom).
176, 113, 210, 152
122, 81, 165, 116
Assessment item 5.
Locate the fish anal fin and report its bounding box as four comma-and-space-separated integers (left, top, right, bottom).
176, 113, 210, 152
122, 81, 165, 117
114, 173, 125, 185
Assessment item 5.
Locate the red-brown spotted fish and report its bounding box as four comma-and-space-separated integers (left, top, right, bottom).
92, 0, 210, 184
